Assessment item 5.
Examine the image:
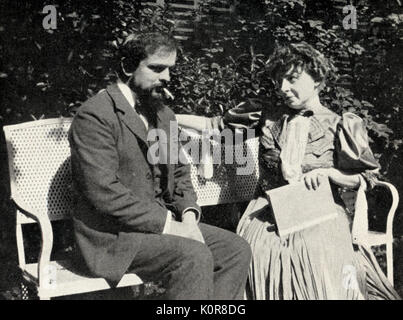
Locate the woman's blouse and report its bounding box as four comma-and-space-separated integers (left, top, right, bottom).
209, 100, 380, 198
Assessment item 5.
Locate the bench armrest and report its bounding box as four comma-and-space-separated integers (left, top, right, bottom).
373, 180, 399, 238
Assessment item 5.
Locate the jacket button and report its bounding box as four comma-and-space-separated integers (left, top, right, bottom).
146, 172, 152, 180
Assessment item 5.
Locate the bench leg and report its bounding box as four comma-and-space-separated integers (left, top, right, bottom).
139, 283, 145, 297
386, 242, 394, 286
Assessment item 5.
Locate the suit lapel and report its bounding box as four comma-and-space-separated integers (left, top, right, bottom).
106, 84, 149, 145
155, 108, 172, 166
151, 105, 174, 198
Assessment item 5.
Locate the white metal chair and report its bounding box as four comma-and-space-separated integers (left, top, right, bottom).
3, 118, 260, 299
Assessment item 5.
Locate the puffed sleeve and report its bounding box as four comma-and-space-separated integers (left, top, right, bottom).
336, 112, 380, 189
210, 99, 263, 131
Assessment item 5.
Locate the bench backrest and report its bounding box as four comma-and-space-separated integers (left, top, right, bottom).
4, 118, 73, 225
3, 118, 260, 225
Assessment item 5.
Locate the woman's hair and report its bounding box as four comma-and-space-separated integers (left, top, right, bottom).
118, 32, 177, 74
267, 42, 335, 85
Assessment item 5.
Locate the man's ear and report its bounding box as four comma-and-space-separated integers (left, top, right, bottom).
121, 59, 134, 77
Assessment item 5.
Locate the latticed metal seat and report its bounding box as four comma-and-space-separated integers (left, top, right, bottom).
3, 118, 260, 299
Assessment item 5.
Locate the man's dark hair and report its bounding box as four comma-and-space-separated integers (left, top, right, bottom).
267, 42, 335, 86
118, 32, 178, 75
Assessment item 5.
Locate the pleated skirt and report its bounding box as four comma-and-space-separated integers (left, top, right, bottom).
237, 197, 400, 300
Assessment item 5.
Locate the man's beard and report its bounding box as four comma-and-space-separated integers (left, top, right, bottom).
132, 85, 166, 126
138, 87, 165, 109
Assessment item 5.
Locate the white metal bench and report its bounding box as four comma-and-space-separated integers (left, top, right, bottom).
3, 117, 398, 299
3, 117, 259, 299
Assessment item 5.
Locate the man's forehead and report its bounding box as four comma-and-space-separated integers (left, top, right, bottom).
145, 47, 177, 65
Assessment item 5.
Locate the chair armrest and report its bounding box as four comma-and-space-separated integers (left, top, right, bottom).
176, 114, 209, 132
12, 191, 54, 287
373, 180, 399, 238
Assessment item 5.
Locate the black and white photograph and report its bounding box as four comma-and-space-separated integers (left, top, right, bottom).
0, 0, 402, 305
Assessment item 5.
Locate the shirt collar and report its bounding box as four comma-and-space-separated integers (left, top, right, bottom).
116, 80, 150, 131
117, 80, 135, 109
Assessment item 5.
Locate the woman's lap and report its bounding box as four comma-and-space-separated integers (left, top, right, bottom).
237, 198, 398, 300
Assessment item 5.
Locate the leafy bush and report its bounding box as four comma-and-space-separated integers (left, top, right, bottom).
171, 0, 403, 179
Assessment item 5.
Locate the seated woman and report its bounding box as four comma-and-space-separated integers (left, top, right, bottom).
177, 42, 400, 300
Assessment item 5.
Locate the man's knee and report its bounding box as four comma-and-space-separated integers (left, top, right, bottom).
228, 235, 252, 266
175, 241, 214, 273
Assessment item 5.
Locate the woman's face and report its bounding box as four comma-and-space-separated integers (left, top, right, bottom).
277, 66, 320, 110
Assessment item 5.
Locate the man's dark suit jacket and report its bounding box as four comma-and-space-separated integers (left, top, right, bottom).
69, 83, 201, 284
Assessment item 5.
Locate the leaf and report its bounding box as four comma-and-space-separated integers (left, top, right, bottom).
67, 50, 74, 62
218, 104, 224, 114
352, 99, 362, 108
361, 100, 374, 108
66, 12, 79, 18
371, 17, 384, 23
211, 63, 220, 70
393, 139, 403, 150
307, 20, 324, 28
371, 122, 393, 139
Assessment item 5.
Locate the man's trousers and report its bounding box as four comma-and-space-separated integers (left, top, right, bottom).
128, 223, 252, 300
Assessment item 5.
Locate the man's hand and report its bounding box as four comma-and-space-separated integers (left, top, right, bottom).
167, 220, 205, 244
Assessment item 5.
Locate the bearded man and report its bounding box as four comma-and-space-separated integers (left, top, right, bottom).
68, 32, 251, 300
